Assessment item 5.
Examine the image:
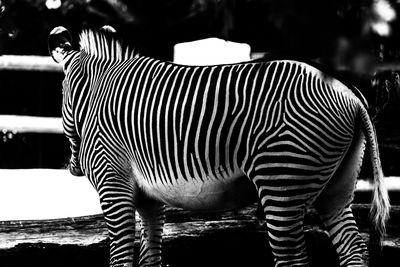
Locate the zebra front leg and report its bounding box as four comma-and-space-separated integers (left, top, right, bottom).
99, 179, 137, 267
137, 201, 166, 267
319, 205, 366, 266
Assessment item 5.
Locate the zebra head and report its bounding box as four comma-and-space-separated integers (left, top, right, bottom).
48, 25, 117, 64
49, 26, 84, 177
48, 26, 73, 64
48, 25, 130, 178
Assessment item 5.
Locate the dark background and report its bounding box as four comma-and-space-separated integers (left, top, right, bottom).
0, 0, 399, 176
0, 2, 399, 267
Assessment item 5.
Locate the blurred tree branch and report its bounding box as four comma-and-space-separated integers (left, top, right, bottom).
95, 0, 135, 23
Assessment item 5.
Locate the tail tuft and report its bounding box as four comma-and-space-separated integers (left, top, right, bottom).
359, 103, 390, 265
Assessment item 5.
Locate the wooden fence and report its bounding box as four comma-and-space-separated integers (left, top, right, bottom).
0, 55, 62, 72
0, 55, 399, 267
1, 55, 399, 190
0, 55, 62, 134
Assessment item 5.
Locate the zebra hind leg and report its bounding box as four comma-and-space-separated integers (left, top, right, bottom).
319, 206, 367, 266
314, 127, 367, 267
137, 201, 166, 267
251, 175, 311, 267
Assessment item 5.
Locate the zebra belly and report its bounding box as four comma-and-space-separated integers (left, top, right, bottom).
135, 170, 258, 211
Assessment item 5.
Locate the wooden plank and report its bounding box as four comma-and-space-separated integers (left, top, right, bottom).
1, 54, 400, 73
0, 115, 63, 134
0, 204, 399, 249
0, 215, 107, 249
0, 55, 62, 72
0, 205, 399, 267
357, 177, 400, 192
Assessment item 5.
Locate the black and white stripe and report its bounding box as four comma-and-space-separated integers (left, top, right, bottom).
51, 28, 389, 267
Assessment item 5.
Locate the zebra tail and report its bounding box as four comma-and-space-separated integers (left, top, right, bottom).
359, 104, 390, 260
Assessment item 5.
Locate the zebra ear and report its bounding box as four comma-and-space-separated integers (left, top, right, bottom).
100, 25, 117, 33
48, 26, 73, 63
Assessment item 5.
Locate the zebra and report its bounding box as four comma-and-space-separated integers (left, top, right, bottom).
48, 26, 389, 267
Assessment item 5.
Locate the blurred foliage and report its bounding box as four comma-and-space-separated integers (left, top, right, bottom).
0, 0, 399, 115
372, 70, 400, 119
0, 0, 398, 61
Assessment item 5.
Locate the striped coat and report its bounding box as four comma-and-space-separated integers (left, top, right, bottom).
49, 27, 389, 267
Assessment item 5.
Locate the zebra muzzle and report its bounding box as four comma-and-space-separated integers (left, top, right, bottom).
68, 159, 84, 177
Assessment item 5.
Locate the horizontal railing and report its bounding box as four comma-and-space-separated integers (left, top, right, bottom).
0, 115, 63, 134
0, 55, 62, 72
0, 55, 399, 195
2, 54, 400, 72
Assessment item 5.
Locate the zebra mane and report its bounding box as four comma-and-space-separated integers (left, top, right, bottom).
79, 28, 137, 62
